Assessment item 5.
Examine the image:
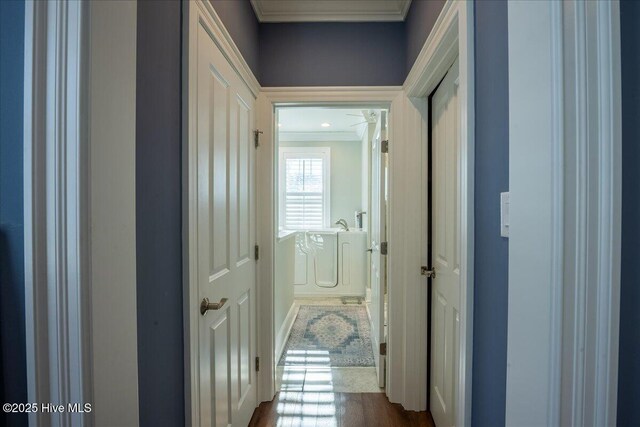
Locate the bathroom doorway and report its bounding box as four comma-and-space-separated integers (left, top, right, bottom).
272, 106, 389, 398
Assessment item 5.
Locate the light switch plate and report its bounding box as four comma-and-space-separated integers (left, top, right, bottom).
500, 192, 510, 238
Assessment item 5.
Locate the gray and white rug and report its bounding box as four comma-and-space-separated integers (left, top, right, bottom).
279, 305, 375, 367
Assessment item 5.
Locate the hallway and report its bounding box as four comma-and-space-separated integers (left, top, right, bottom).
255, 319, 432, 427
4, 1, 636, 426
249, 392, 434, 427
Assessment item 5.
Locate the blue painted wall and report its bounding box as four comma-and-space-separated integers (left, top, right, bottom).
258, 22, 406, 86
0, 1, 27, 426
135, 2, 184, 426
254, 0, 447, 86
405, 0, 446, 74
210, 0, 260, 79
471, 1, 509, 426
618, 1, 640, 425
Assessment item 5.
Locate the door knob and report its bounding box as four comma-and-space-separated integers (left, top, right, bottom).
200, 297, 228, 315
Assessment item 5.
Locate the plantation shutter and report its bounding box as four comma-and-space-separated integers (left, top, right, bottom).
281, 150, 329, 229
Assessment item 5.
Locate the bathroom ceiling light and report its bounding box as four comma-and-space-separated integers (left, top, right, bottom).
321, 122, 331, 128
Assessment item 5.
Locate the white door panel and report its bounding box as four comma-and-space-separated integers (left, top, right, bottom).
430, 58, 460, 427
370, 112, 388, 388
196, 22, 257, 427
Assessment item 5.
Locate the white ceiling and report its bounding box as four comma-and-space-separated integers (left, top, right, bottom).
250, 0, 412, 23
277, 108, 379, 142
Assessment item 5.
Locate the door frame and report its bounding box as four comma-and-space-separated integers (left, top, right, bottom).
23, 1, 139, 425
506, 1, 622, 425
404, 0, 475, 422
255, 87, 400, 404
182, 2, 261, 426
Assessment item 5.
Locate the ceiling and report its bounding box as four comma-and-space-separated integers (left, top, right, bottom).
277, 107, 379, 142
250, 0, 412, 23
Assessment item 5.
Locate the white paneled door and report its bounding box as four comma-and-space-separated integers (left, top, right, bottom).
430, 59, 460, 427
370, 111, 388, 388
196, 21, 257, 427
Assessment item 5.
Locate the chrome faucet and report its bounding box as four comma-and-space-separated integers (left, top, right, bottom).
335, 219, 349, 231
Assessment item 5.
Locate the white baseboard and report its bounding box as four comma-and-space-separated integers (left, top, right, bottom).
365, 302, 372, 324
275, 303, 300, 363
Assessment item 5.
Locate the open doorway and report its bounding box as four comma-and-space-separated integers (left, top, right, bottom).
272, 106, 389, 399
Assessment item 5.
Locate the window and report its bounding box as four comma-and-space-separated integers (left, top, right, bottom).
279, 147, 330, 230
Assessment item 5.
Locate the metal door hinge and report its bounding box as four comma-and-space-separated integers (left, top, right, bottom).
254, 129, 263, 148
380, 342, 387, 356
380, 241, 388, 255
255, 356, 260, 372
381, 140, 389, 153
254, 245, 259, 261
421, 266, 436, 279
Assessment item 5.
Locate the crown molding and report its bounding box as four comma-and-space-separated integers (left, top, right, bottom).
250, 0, 411, 23
279, 131, 363, 142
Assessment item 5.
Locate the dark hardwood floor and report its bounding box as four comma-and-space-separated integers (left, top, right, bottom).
248, 392, 435, 427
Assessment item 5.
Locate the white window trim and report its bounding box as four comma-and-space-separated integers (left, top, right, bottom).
278, 146, 331, 229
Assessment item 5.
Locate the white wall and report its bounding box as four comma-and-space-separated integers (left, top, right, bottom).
280, 140, 364, 228
506, 2, 560, 424
89, 2, 139, 426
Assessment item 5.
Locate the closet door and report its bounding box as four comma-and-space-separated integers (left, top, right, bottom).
430, 59, 460, 427
195, 18, 257, 427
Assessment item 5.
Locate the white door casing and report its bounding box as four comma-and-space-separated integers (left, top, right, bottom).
255, 88, 404, 405
403, 0, 475, 419
430, 59, 460, 427
506, 1, 621, 425
560, 2, 622, 425
370, 111, 388, 388
24, 1, 139, 425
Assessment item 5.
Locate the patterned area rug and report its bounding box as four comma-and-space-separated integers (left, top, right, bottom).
279, 305, 375, 367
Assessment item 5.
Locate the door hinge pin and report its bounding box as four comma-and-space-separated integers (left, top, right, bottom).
255, 245, 259, 261
254, 129, 263, 148
380, 342, 387, 356
255, 356, 260, 372
421, 266, 436, 278
381, 140, 389, 154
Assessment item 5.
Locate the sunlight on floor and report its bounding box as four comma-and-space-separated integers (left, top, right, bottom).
277, 349, 339, 426
281, 349, 332, 367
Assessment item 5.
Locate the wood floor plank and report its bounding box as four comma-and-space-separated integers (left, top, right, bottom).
336, 392, 365, 427
362, 393, 397, 426
249, 392, 434, 427
406, 409, 436, 427
248, 392, 283, 427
